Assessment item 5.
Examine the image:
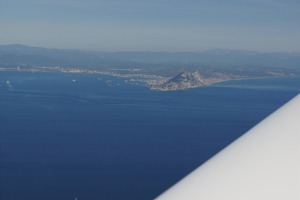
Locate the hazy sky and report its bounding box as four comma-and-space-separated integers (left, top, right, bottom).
0, 0, 299, 52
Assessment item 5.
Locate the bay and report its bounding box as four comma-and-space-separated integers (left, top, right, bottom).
0, 71, 299, 199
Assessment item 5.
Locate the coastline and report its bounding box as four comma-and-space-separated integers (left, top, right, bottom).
1, 66, 298, 91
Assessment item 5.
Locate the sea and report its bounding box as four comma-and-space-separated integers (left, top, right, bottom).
0, 71, 299, 200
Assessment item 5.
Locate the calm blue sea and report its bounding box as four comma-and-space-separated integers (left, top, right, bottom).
0, 71, 299, 200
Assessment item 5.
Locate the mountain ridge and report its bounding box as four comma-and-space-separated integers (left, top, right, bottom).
1, 44, 300, 68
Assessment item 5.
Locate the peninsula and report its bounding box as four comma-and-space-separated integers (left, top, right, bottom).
1, 44, 300, 91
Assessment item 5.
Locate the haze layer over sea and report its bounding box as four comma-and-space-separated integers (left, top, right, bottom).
0, 71, 299, 200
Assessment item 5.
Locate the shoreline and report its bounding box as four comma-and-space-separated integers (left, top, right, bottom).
1, 67, 299, 91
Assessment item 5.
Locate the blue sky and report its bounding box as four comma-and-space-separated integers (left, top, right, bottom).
0, 0, 299, 52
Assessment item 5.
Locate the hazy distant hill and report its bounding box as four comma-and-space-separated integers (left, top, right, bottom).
0, 44, 300, 68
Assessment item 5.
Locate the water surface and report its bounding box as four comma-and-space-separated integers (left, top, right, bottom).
0, 72, 299, 199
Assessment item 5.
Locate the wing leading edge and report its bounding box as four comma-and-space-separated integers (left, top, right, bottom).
156, 94, 300, 200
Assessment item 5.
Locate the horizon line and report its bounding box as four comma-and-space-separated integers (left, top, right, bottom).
1, 44, 300, 55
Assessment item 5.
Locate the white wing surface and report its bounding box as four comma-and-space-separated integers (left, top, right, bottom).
156, 94, 300, 200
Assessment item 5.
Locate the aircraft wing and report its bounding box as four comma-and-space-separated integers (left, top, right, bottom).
156, 94, 300, 200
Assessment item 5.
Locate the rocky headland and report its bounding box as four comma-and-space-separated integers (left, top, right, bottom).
150, 71, 207, 91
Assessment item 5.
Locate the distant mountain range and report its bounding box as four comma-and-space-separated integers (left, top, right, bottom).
0, 44, 300, 68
